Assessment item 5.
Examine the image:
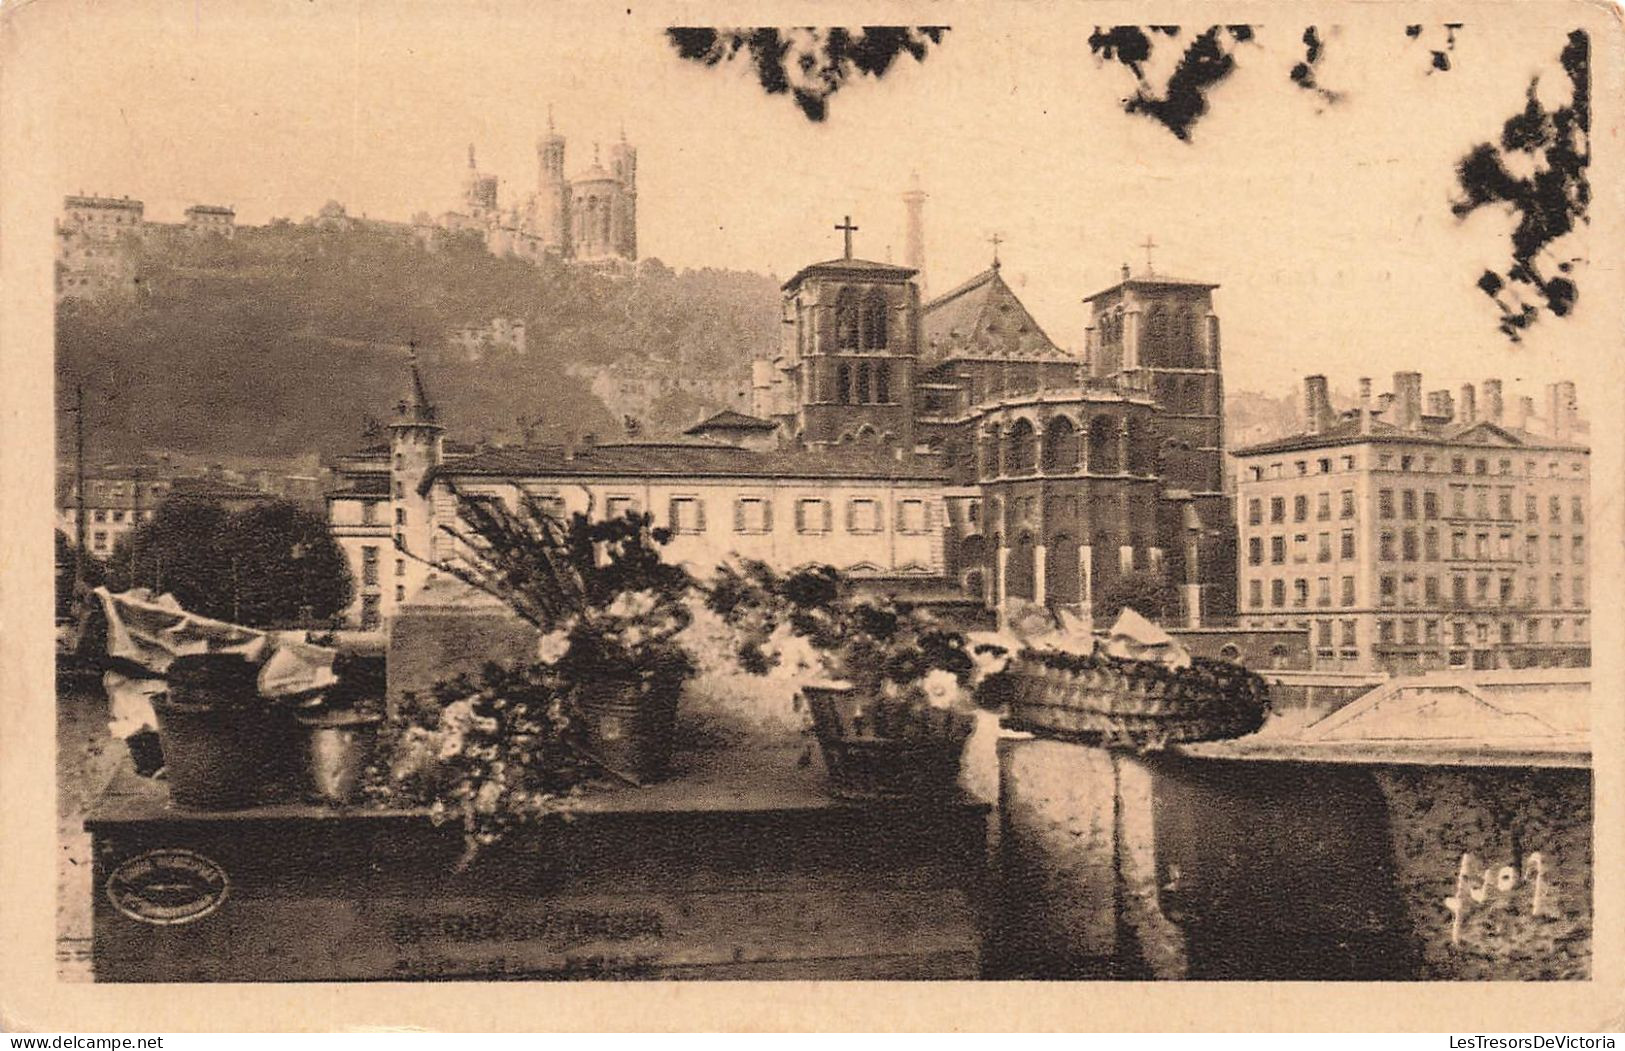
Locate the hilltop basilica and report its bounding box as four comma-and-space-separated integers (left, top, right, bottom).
329, 212, 1237, 631
431, 114, 637, 270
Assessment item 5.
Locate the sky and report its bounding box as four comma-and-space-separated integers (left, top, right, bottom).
38, 0, 1604, 400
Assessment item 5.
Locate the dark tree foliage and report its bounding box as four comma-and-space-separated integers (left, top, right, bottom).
105, 497, 352, 627
1405, 23, 1463, 73
55, 530, 105, 620
1452, 30, 1589, 341
1290, 26, 1340, 104
1086, 25, 1255, 142
666, 27, 949, 122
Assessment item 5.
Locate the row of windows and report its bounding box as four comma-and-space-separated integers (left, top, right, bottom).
454, 494, 937, 537
1248, 452, 1585, 481
1247, 489, 1586, 525
1247, 530, 1358, 565
1270, 615, 1588, 649
1246, 572, 1588, 610
1377, 572, 1585, 609
88, 509, 155, 524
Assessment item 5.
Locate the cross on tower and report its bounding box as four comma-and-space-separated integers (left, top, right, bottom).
1140, 235, 1159, 275
989, 233, 1005, 269
835, 215, 859, 260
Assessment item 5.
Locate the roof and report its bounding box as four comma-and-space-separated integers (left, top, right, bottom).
1232, 413, 1590, 457
166, 476, 275, 502
684, 410, 779, 434
1082, 270, 1219, 303
326, 474, 391, 499
921, 266, 1068, 364
65, 195, 144, 210
782, 257, 916, 293
431, 444, 947, 484
185, 204, 235, 216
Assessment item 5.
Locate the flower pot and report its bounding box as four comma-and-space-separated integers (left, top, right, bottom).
802, 682, 973, 802
151, 699, 299, 810
297, 710, 383, 805
572, 682, 680, 783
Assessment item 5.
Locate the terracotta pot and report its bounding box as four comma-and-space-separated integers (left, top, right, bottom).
152, 699, 298, 810
572, 682, 680, 783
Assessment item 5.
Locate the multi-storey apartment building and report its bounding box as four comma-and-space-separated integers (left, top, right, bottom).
1232, 372, 1589, 672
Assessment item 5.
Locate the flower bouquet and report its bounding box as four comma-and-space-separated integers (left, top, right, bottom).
705, 561, 997, 800
371, 491, 698, 866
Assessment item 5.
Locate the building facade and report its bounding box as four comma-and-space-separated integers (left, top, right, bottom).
56, 195, 239, 302
1232, 372, 1590, 672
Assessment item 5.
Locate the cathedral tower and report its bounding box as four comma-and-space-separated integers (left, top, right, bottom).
607, 128, 638, 261
780, 217, 920, 451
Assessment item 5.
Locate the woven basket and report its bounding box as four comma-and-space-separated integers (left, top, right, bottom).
1006, 652, 1268, 749
802, 682, 974, 801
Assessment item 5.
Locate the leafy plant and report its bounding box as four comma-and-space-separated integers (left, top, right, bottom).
373, 492, 699, 864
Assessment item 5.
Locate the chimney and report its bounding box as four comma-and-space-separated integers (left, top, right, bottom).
1426, 389, 1455, 420
1458, 383, 1476, 426
1514, 395, 1534, 431
1551, 380, 1577, 441
1482, 379, 1504, 425
1303, 375, 1333, 435
1376, 392, 1395, 418
1358, 377, 1372, 434
901, 171, 927, 299
1390, 371, 1423, 431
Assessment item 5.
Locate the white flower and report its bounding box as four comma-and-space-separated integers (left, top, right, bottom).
606, 589, 658, 620
922, 669, 962, 709
437, 730, 465, 760
535, 627, 571, 665
474, 781, 503, 815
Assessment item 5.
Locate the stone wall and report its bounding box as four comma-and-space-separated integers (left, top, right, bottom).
994, 735, 1591, 980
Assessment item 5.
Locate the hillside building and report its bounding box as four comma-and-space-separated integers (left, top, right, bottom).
1232, 373, 1590, 673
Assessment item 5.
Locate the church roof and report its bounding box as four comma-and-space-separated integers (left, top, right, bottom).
684, 410, 780, 434
781, 258, 916, 293
394, 353, 440, 427
1083, 270, 1219, 303
430, 443, 945, 484
920, 266, 1068, 364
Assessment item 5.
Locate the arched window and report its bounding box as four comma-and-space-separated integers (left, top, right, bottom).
1089, 416, 1121, 473
862, 289, 889, 349
874, 362, 890, 403
834, 288, 859, 349
1042, 416, 1080, 473
1005, 419, 1038, 476
856, 362, 873, 404
836, 363, 852, 404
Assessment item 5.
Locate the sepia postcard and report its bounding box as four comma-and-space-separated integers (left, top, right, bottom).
1, 0, 1622, 1033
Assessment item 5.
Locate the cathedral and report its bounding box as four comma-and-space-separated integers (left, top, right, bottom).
435, 114, 637, 269
747, 222, 1237, 625
331, 205, 1236, 630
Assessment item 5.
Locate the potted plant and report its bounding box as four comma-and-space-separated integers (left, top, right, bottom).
367, 492, 699, 865
704, 561, 994, 801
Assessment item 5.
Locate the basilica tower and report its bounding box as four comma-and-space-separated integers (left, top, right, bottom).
535, 110, 571, 256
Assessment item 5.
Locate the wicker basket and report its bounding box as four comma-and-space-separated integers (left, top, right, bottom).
802, 682, 975, 801
1006, 651, 1268, 749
